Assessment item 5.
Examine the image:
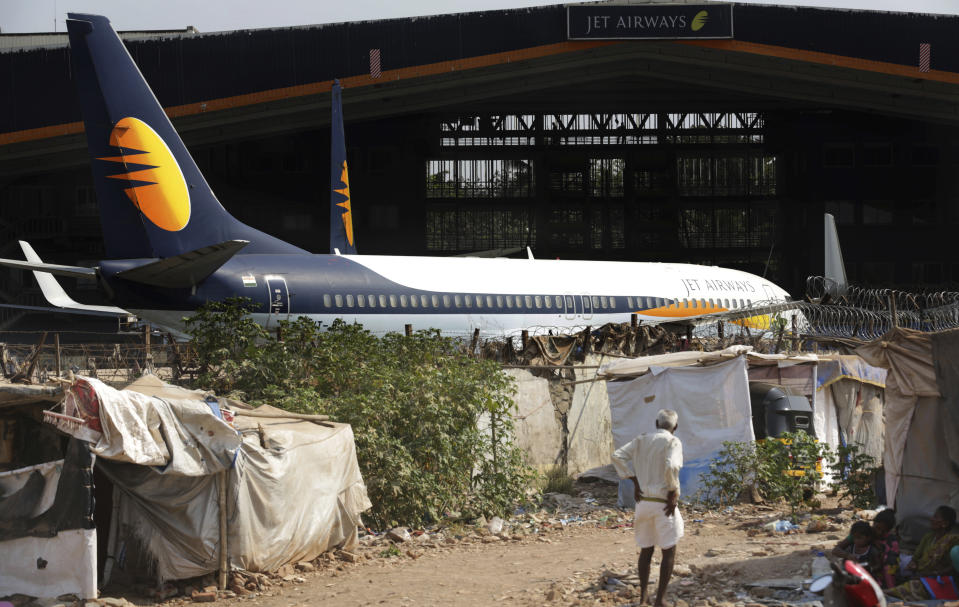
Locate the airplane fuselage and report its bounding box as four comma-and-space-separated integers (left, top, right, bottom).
100, 253, 790, 336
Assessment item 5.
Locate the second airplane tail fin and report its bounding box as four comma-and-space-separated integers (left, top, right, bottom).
824, 213, 848, 297
66, 13, 304, 260
330, 80, 357, 254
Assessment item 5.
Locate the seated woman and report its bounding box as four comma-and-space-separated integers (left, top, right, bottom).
872, 509, 901, 589
886, 505, 959, 601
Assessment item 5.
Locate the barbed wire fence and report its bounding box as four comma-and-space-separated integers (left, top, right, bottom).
3, 278, 959, 384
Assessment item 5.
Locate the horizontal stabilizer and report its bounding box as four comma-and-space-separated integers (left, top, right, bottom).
116, 240, 249, 288
19, 241, 130, 317
0, 256, 96, 279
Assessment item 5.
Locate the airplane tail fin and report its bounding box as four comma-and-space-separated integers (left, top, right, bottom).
66, 13, 303, 259
330, 80, 357, 254
824, 213, 848, 297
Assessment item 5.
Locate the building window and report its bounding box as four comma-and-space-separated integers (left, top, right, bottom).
426, 159, 534, 198
549, 171, 584, 195
589, 158, 625, 197
862, 201, 893, 225
676, 154, 776, 197
426, 207, 534, 252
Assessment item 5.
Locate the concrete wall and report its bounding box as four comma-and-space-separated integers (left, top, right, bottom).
567, 354, 614, 476
503, 368, 563, 472
505, 358, 614, 476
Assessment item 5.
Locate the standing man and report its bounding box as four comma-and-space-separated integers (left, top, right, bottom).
611, 409, 684, 607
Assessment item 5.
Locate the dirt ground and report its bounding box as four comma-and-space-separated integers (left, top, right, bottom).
103, 483, 871, 607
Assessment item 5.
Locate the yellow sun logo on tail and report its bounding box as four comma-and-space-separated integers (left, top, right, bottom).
97, 117, 191, 232
334, 160, 354, 246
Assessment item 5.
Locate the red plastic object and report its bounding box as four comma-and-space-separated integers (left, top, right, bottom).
842, 560, 881, 607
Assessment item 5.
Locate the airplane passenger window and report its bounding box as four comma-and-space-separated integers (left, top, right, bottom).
627, 296, 634, 308
524, 296, 532, 308
600, 296, 608, 309
534, 296, 542, 308
346, 294, 354, 307
700, 299, 706, 308
454, 295, 462, 307
591, 296, 600, 307
432, 295, 440, 307
410, 295, 418, 308
740, 299, 745, 308
389, 295, 398, 307
358, 294, 366, 307
496, 295, 504, 307
421, 295, 429, 307
379, 295, 388, 307
334, 294, 343, 307
368, 295, 377, 308
723, 298, 729, 308
682, 299, 689, 308
609, 296, 616, 308
475, 296, 482, 308
555, 296, 563, 308
443, 295, 451, 307
565, 296, 573, 308
465, 296, 472, 308
545, 296, 552, 309
515, 296, 524, 308
400, 294, 408, 307
505, 296, 513, 308
486, 295, 494, 307
323, 294, 332, 307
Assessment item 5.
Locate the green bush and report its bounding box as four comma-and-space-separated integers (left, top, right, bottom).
697, 431, 829, 518
184, 300, 534, 528
829, 443, 878, 509
698, 432, 878, 516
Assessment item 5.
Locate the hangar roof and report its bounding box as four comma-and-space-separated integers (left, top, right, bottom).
2, 1, 958, 175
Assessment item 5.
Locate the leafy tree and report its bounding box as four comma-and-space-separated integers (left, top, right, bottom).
184, 302, 534, 528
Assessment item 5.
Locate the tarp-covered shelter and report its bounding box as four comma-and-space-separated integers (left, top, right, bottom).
598, 346, 823, 501
857, 328, 959, 544
816, 356, 887, 466
0, 382, 99, 599
1, 375, 370, 599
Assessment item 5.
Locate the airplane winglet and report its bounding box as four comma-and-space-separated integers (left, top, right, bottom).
18, 241, 130, 316
527, 247, 535, 260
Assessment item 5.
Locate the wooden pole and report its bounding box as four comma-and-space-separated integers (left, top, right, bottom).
791, 315, 798, 352
404, 324, 413, 337
717, 321, 724, 341
630, 314, 638, 329
469, 328, 480, 357
55, 333, 61, 378
218, 470, 228, 590
521, 330, 529, 350
888, 294, 898, 329
144, 324, 153, 372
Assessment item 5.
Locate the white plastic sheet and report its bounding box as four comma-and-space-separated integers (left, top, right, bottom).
0, 528, 97, 599
606, 356, 754, 499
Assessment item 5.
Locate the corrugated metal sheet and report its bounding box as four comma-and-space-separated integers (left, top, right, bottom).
1, 4, 958, 136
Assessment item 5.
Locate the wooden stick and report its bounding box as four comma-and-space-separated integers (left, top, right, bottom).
218, 470, 228, 590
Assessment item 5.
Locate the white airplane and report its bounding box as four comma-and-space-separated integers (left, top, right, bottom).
0, 13, 793, 337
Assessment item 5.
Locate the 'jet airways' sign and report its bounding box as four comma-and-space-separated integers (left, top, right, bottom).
567, 4, 734, 40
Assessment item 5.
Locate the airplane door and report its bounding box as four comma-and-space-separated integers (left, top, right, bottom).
564, 294, 576, 320
265, 275, 290, 326
581, 294, 593, 320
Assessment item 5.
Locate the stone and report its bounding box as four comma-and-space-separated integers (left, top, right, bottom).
387, 527, 411, 543
292, 576, 306, 584
203, 585, 218, 593
281, 575, 295, 582
295, 561, 315, 573
546, 588, 560, 601
337, 550, 359, 563
673, 564, 693, 577
275, 564, 295, 577
84, 602, 100, 607
749, 587, 775, 599
675, 600, 690, 607
705, 548, 723, 557
482, 535, 501, 543
190, 592, 216, 603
